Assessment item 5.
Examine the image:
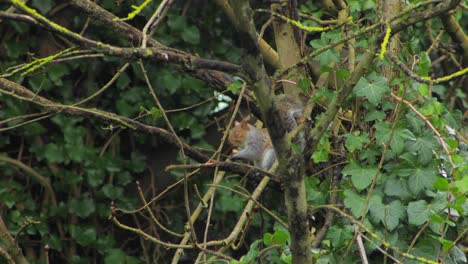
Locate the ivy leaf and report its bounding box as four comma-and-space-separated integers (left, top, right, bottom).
69, 197, 96, 218
70, 225, 96, 246
342, 161, 377, 190
354, 73, 389, 105
102, 184, 124, 200
407, 200, 432, 226
310, 32, 340, 65
406, 131, 436, 164
345, 131, 370, 152
312, 134, 330, 163
325, 225, 353, 247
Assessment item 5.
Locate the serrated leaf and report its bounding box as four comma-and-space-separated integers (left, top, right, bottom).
69, 197, 95, 218
102, 184, 123, 200
343, 190, 367, 217
354, 73, 389, 105
342, 161, 377, 190
345, 131, 369, 152
406, 131, 436, 164
408, 166, 437, 195
384, 176, 412, 199
325, 225, 353, 247
407, 200, 431, 226
71, 225, 96, 246
370, 200, 405, 231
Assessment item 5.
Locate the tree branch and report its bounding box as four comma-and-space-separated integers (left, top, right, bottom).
0, 78, 277, 181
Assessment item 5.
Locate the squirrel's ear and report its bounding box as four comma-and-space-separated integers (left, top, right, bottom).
234, 121, 240, 126
240, 121, 249, 129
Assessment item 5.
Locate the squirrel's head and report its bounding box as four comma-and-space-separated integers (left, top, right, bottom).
228, 121, 250, 146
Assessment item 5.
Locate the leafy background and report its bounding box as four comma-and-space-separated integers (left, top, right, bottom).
0, 0, 467, 263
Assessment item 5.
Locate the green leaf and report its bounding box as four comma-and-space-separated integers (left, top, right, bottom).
129, 151, 146, 173
407, 200, 431, 226
69, 197, 96, 218
417, 52, 431, 77
344, 131, 369, 152
306, 177, 327, 204
47, 64, 70, 86
343, 190, 367, 217
354, 73, 389, 105
370, 200, 405, 231
406, 131, 436, 164
342, 160, 377, 190
384, 176, 412, 199
116, 72, 131, 90
298, 78, 311, 93
312, 133, 330, 163
182, 25, 200, 45
325, 225, 353, 247
454, 176, 468, 193
86, 168, 105, 188
70, 225, 96, 246
44, 143, 65, 163
32, 0, 53, 14
149, 107, 163, 121
272, 229, 289, 246
102, 184, 124, 200
408, 166, 437, 195
263, 233, 273, 246
104, 249, 141, 264
240, 240, 261, 264
336, 69, 350, 80
227, 80, 243, 94
444, 110, 462, 130
47, 234, 63, 251
167, 15, 187, 32
433, 177, 449, 191
310, 32, 340, 65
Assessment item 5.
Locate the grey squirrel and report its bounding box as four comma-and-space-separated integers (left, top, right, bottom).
227, 95, 305, 170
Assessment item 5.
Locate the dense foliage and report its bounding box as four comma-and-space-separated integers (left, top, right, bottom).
0, 0, 466, 263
